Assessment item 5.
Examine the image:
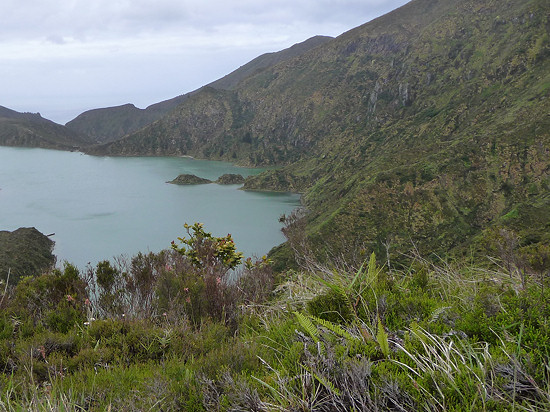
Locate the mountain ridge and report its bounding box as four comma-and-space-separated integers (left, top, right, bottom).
0, 106, 95, 150
65, 36, 333, 143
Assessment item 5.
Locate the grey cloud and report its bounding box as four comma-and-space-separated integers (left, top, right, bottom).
0, 0, 410, 123
1, 0, 409, 41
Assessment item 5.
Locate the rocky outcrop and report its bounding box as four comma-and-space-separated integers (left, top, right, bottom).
0, 227, 56, 284
216, 174, 245, 185
167, 174, 212, 185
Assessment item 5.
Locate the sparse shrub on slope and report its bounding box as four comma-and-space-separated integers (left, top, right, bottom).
9, 263, 87, 333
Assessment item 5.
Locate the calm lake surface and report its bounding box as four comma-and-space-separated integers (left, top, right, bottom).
0, 147, 300, 270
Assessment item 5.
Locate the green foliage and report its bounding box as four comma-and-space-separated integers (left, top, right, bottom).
294, 311, 320, 343
0, 241, 549, 411
2, 0, 550, 405
376, 317, 390, 358
171, 222, 243, 270
95, 260, 120, 292
307, 288, 353, 323
94, 260, 125, 316
45, 302, 84, 334
10, 262, 87, 326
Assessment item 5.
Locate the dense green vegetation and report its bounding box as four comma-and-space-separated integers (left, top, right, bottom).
86, 0, 550, 266
1, 0, 549, 409
0, 223, 548, 410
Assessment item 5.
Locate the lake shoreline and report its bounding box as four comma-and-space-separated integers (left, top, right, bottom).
0, 146, 300, 270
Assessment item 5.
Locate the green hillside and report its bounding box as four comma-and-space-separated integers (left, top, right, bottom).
89, 0, 550, 262
1, 1, 550, 409
66, 36, 332, 143
208, 35, 333, 91
64, 98, 195, 144
65, 103, 172, 144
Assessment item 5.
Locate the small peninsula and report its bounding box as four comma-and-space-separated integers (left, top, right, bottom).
0, 227, 56, 284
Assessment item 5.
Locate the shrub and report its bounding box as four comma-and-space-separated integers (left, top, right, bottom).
10, 263, 87, 328
171, 223, 243, 271
238, 256, 276, 304
307, 288, 353, 323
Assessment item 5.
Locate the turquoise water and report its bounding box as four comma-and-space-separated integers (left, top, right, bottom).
0, 147, 300, 270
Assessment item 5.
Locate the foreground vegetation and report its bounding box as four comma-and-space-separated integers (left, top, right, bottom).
0, 222, 548, 411
1, 1, 547, 409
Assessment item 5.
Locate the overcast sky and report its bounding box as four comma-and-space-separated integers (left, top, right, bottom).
1, 0, 409, 124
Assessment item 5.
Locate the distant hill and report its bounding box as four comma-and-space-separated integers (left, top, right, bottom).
90, 0, 550, 261
65, 103, 175, 144
0, 106, 95, 150
66, 36, 332, 143
0, 106, 47, 122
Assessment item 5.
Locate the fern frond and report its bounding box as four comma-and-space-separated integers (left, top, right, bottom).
317, 276, 355, 315
294, 311, 320, 343
317, 276, 346, 299
310, 315, 359, 343
365, 252, 380, 288
308, 368, 341, 397
376, 317, 390, 358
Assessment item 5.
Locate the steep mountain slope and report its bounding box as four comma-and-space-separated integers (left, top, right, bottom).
208, 35, 333, 91
90, 0, 550, 260
0, 106, 95, 150
67, 36, 332, 143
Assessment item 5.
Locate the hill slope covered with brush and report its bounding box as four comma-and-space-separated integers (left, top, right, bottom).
1, 1, 550, 409
66, 36, 332, 143
89, 0, 550, 262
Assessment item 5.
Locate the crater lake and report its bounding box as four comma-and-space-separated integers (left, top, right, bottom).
0, 147, 300, 270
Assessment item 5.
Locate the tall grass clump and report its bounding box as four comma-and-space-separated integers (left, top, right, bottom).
242, 248, 550, 411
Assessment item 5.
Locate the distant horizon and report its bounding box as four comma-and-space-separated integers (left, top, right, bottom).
1, 0, 410, 125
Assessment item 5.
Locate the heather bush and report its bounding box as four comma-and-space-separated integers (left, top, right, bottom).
9, 262, 87, 329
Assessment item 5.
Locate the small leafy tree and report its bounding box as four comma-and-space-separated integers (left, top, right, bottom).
171, 223, 243, 270
169, 223, 244, 324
